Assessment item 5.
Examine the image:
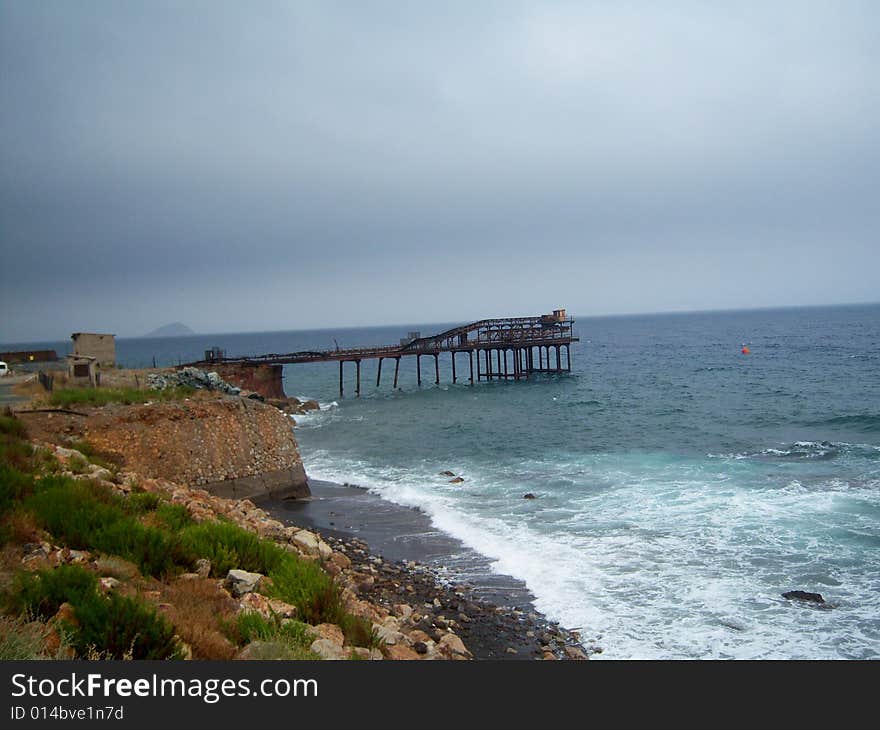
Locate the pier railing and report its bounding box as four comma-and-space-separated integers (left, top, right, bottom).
194, 311, 579, 396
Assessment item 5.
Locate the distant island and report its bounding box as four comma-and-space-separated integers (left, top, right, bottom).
143, 322, 195, 338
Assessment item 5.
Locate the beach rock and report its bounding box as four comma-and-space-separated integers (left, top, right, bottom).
437, 632, 472, 659
239, 592, 272, 617
329, 551, 352, 570
563, 645, 589, 660
449, 477, 465, 484
310, 638, 347, 660
194, 558, 212, 578
291, 529, 322, 556
267, 598, 298, 619
225, 569, 264, 597
350, 647, 383, 660
99, 577, 120, 592
372, 622, 404, 646
407, 629, 432, 644
782, 590, 826, 605
439, 471, 455, 477
301, 400, 320, 412
306, 623, 345, 647
412, 641, 429, 655
382, 644, 422, 660
523, 493, 537, 499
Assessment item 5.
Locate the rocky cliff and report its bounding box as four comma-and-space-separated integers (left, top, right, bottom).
26, 397, 309, 501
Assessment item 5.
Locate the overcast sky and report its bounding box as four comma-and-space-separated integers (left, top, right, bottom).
1, 1, 878, 342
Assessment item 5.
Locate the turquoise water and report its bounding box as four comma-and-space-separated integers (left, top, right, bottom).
9, 304, 879, 658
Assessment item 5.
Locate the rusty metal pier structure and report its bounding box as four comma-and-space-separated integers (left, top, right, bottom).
200, 309, 578, 397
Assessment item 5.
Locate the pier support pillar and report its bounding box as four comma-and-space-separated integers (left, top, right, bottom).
566, 344, 571, 371
469, 350, 474, 384
355, 359, 361, 397
497, 349, 502, 377
452, 352, 457, 383
339, 360, 344, 397
393, 357, 401, 389
376, 357, 383, 387
556, 346, 561, 371
434, 354, 440, 385
416, 355, 422, 386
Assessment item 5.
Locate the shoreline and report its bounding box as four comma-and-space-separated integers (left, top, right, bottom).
263, 479, 590, 660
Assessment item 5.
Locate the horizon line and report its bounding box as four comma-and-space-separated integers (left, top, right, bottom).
2, 298, 878, 346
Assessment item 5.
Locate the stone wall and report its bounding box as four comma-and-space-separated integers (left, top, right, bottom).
206, 363, 286, 399
81, 397, 309, 501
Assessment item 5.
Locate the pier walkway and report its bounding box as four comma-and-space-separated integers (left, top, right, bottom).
196, 310, 579, 397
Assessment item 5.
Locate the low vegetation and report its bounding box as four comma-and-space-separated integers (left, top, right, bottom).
0, 410, 370, 660
47, 386, 195, 408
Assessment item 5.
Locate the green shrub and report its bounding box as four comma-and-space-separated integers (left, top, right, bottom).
72, 592, 183, 660
7, 565, 99, 620
228, 612, 319, 658
179, 521, 284, 576
0, 414, 27, 439
153, 503, 193, 532
338, 612, 381, 649
233, 611, 310, 648
126, 492, 162, 513
265, 554, 338, 625
25, 477, 180, 577
0, 435, 35, 473
94, 520, 180, 577
67, 453, 90, 475
0, 464, 34, 517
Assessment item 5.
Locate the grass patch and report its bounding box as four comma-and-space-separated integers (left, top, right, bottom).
66, 439, 120, 472
0, 414, 27, 439
7, 565, 99, 620
177, 520, 362, 636
151, 503, 194, 533
0, 614, 70, 660
5, 565, 181, 660
25, 477, 183, 577
179, 521, 284, 577
227, 611, 319, 659
265, 557, 337, 625
71, 591, 183, 660
0, 465, 35, 519
48, 386, 195, 408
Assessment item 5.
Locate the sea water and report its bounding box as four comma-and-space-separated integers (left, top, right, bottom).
11, 304, 879, 658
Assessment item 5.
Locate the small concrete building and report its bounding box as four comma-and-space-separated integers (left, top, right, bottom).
67, 355, 98, 387
71, 332, 115, 368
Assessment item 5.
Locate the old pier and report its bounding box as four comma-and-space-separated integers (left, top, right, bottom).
197, 310, 578, 397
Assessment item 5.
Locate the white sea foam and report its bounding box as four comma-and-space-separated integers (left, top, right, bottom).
302, 448, 880, 659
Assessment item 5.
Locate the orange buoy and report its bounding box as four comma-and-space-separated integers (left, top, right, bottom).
741, 346, 750, 355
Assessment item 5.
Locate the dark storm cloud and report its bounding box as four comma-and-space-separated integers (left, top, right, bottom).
2, 1, 878, 340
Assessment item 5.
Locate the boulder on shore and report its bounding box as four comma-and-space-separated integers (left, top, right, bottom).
225, 569, 264, 597
782, 590, 826, 605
